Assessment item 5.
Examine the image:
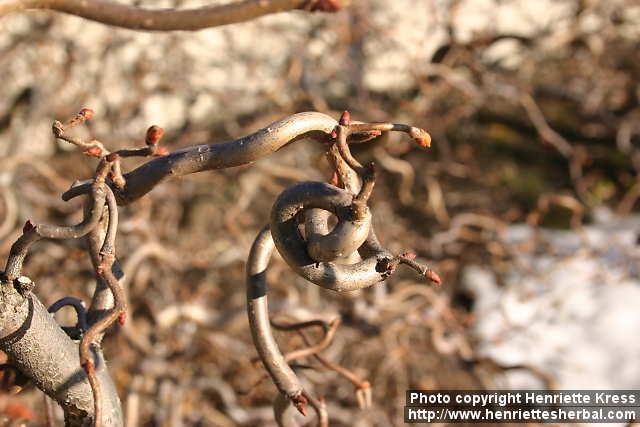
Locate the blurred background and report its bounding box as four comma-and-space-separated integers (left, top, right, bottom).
0, 0, 639, 425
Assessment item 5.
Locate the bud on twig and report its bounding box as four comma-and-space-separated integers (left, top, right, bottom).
84, 147, 103, 157
424, 269, 442, 286
145, 125, 164, 146
79, 108, 95, 121
339, 110, 351, 126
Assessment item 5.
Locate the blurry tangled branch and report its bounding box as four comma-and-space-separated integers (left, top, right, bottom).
0, 0, 342, 31
0, 108, 439, 426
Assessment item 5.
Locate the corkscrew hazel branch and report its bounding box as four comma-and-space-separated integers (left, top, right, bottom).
3, 109, 436, 425
247, 226, 308, 415
61, 111, 426, 205
45, 152, 125, 427
78, 183, 125, 427
48, 296, 89, 334
2, 158, 111, 282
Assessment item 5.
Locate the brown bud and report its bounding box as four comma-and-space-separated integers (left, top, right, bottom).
402, 251, 417, 261
79, 108, 94, 120
410, 128, 431, 148
309, 0, 341, 12
415, 136, 431, 148
145, 125, 164, 146
425, 269, 442, 286
84, 146, 102, 157
339, 110, 351, 126
22, 220, 36, 233
82, 359, 95, 375
292, 394, 308, 416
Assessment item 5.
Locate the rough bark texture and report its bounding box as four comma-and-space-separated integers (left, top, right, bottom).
0, 281, 122, 426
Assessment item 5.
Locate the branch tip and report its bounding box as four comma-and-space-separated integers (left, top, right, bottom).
410, 128, 431, 148
339, 110, 351, 126
22, 220, 36, 233
401, 251, 416, 260
79, 108, 95, 120
145, 125, 164, 146
425, 269, 442, 286
292, 394, 308, 416
82, 359, 95, 376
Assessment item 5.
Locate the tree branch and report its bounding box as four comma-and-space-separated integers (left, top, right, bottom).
0, 0, 341, 31
0, 282, 122, 426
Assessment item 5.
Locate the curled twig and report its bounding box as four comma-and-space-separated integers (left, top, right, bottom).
2, 158, 112, 281
48, 296, 89, 333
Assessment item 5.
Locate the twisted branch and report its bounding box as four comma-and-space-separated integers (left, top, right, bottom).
245, 110, 439, 425
2, 109, 437, 426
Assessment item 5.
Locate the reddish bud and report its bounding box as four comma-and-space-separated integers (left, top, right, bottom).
425, 269, 442, 286
402, 251, 417, 261
118, 312, 127, 326
339, 110, 351, 126
292, 395, 308, 416
415, 136, 431, 148
145, 125, 164, 146
330, 128, 337, 139
309, 0, 341, 12
22, 220, 36, 233
410, 128, 431, 148
84, 146, 102, 157
79, 108, 94, 120
82, 359, 95, 375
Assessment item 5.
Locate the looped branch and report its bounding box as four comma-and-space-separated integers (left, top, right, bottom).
2, 108, 438, 427
247, 111, 440, 425
48, 296, 89, 336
